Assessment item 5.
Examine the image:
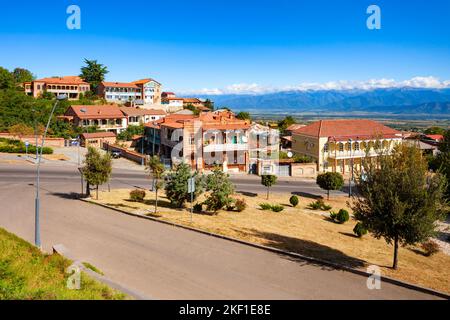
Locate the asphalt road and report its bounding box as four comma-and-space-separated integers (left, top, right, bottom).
0, 163, 441, 300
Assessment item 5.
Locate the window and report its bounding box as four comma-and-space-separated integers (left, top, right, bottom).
324, 143, 329, 152
339, 143, 344, 152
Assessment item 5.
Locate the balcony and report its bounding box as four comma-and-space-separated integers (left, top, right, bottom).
203, 143, 248, 153
327, 150, 388, 159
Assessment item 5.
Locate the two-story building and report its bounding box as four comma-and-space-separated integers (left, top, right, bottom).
24, 76, 90, 100
143, 110, 278, 173
98, 82, 142, 103
63, 105, 128, 134
132, 79, 162, 105
291, 119, 403, 174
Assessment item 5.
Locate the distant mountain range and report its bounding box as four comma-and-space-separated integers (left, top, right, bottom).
193, 88, 450, 115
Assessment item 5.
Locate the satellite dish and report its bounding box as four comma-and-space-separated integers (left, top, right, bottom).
287, 152, 293, 158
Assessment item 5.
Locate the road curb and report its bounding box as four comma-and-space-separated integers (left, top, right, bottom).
52, 244, 152, 300
81, 198, 450, 300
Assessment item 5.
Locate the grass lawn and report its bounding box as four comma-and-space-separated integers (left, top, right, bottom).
0, 228, 126, 300
90, 188, 450, 295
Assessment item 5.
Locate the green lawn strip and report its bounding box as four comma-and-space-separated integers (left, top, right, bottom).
0, 228, 125, 300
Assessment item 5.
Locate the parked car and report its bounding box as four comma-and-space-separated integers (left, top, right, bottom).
111, 151, 121, 159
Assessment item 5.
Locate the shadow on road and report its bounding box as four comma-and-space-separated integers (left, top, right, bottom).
234, 227, 366, 270
291, 191, 323, 200
50, 192, 83, 200
237, 191, 258, 198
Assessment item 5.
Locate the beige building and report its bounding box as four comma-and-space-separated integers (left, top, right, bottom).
62, 105, 128, 134
24, 76, 90, 100
291, 119, 403, 175
132, 78, 162, 105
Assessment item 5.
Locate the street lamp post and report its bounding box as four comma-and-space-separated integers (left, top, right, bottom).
79, 108, 87, 195
348, 138, 354, 198
35, 94, 67, 248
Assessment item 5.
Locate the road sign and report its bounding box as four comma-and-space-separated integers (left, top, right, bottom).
188, 177, 196, 194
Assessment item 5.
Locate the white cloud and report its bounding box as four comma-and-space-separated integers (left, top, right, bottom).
180, 76, 450, 95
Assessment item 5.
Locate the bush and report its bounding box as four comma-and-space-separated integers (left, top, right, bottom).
129, 189, 146, 202
259, 203, 272, 211
271, 205, 284, 213
336, 209, 350, 224
421, 240, 440, 257
289, 195, 299, 207
353, 222, 368, 237
307, 199, 332, 211
235, 199, 247, 212
259, 203, 284, 212
193, 203, 203, 213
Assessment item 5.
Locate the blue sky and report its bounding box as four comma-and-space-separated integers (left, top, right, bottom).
0, 0, 449, 94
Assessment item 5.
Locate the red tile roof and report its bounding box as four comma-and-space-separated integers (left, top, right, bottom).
183, 98, 202, 104
35, 76, 88, 85
132, 78, 161, 85
425, 134, 444, 141
102, 82, 139, 89
293, 119, 402, 140
119, 107, 166, 116
81, 132, 116, 139
66, 105, 125, 119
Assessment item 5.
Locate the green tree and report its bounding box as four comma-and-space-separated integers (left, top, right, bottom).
165, 163, 204, 208
80, 59, 108, 93
82, 147, 112, 200
261, 174, 277, 200
117, 125, 144, 141
146, 156, 165, 214
316, 172, 344, 200
204, 166, 235, 213
204, 99, 214, 110
11, 68, 34, 84
236, 112, 251, 121
278, 116, 296, 132
185, 104, 200, 115
429, 129, 450, 199
352, 144, 446, 269
424, 126, 446, 135
0, 67, 14, 90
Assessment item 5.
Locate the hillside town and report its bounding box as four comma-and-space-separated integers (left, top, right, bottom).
0, 61, 449, 303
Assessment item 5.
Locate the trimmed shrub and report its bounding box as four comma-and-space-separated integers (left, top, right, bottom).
336, 209, 350, 224
235, 199, 247, 212
289, 195, 299, 207
421, 240, 440, 257
259, 203, 272, 211
193, 203, 203, 213
353, 222, 368, 237
330, 211, 337, 220
307, 199, 332, 211
271, 205, 284, 213
129, 189, 146, 202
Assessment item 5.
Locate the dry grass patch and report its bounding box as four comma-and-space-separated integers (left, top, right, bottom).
91, 189, 450, 294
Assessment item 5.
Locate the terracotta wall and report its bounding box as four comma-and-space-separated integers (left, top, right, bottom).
0, 133, 65, 148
